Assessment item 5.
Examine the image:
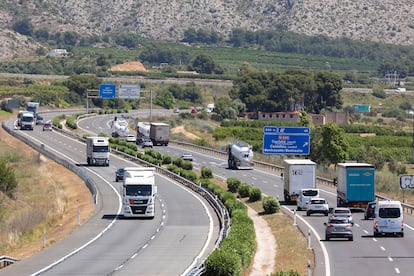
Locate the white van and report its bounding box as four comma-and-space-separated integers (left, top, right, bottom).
373, 200, 404, 237
297, 188, 319, 211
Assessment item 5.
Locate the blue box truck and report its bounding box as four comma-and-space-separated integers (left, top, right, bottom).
337, 163, 375, 209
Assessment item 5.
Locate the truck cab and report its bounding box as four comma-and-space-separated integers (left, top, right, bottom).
86, 137, 110, 166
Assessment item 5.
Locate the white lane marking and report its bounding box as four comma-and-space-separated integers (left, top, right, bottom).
380, 246, 386, 251
373, 238, 378, 242
395, 268, 400, 274
388, 256, 393, 262
363, 230, 369, 234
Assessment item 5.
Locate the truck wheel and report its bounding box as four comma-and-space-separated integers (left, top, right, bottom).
297, 206, 301, 211
306, 211, 311, 216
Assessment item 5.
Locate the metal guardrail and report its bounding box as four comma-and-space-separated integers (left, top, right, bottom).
1, 121, 229, 275
0, 256, 18, 269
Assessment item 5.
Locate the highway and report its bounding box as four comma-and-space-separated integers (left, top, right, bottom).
0, 115, 219, 275
78, 113, 414, 276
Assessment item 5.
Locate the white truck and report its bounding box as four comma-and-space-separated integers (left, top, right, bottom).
86, 137, 110, 166
227, 141, 254, 170
27, 102, 40, 118
17, 110, 35, 130
122, 167, 157, 218
111, 116, 129, 138
283, 159, 317, 204
136, 121, 151, 144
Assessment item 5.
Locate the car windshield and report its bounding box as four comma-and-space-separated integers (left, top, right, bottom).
378, 207, 400, 218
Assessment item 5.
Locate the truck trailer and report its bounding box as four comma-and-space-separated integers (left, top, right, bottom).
149, 122, 170, 146
122, 167, 157, 218
26, 102, 40, 118
337, 163, 375, 209
283, 159, 317, 203
111, 116, 129, 138
227, 141, 254, 170
86, 137, 110, 166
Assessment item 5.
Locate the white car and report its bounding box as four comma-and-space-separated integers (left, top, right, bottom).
181, 152, 193, 161
306, 198, 329, 216
125, 134, 136, 142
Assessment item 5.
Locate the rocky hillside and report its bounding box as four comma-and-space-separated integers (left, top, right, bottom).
1, 0, 414, 59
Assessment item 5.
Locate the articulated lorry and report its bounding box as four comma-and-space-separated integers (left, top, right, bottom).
17, 110, 35, 130
149, 122, 170, 146
86, 137, 110, 166
122, 167, 157, 218
337, 163, 375, 209
283, 159, 317, 204
26, 102, 40, 118
111, 116, 129, 138
227, 141, 254, 170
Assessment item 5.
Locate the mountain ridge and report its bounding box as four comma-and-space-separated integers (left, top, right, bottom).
1, 0, 413, 59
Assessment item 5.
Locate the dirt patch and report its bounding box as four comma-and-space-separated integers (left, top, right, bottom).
0, 120, 94, 260
110, 61, 147, 72
171, 125, 200, 140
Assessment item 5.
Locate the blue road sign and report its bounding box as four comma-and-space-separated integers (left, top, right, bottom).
263, 126, 310, 155
99, 84, 116, 99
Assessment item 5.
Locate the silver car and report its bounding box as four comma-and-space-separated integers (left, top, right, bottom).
329, 207, 353, 223
324, 218, 354, 241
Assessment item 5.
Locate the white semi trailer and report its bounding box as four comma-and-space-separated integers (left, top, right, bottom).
122, 167, 157, 219
86, 137, 110, 166
227, 141, 254, 170
283, 159, 317, 204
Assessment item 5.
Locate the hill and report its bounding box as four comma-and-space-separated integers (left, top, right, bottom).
1, 0, 414, 59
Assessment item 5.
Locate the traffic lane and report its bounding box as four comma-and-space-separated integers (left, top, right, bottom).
119, 174, 215, 275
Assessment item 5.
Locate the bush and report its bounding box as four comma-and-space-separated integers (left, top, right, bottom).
249, 187, 262, 202
204, 249, 242, 276
162, 154, 172, 164
237, 183, 251, 198
227, 177, 241, 193
201, 166, 213, 178
263, 196, 280, 214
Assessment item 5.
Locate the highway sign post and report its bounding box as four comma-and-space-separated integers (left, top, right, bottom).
263, 126, 310, 155
99, 84, 116, 99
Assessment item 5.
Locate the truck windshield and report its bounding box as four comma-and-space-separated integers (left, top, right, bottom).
378, 208, 400, 218
22, 116, 33, 122
302, 190, 318, 197
92, 146, 109, 152
126, 185, 152, 196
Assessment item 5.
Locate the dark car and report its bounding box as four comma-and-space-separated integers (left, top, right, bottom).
115, 168, 125, 182
36, 116, 44, 125
324, 218, 354, 241
364, 201, 376, 220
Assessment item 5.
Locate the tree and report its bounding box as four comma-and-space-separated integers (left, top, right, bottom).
191, 54, 219, 74
12, 18, 33, 36
155, 91, 176, 109
320, 124, 349, 166
313, 71, 343, 113
0, 159, 18, 198
63, 75, 102, 98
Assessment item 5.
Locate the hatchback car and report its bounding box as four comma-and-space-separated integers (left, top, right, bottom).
125, 134, 136, 142
324, 218, 354, 241
42, 121, 53, 131
306, 198, 329, 216
364, 201, 376, 220
142, 138, 153, 148
181, 152, 193, 161
329, 207, 353, 223
115, 168, 125, 182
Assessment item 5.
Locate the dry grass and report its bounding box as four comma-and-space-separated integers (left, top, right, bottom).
246, 200, 313, 275
0, 117, 94, 259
